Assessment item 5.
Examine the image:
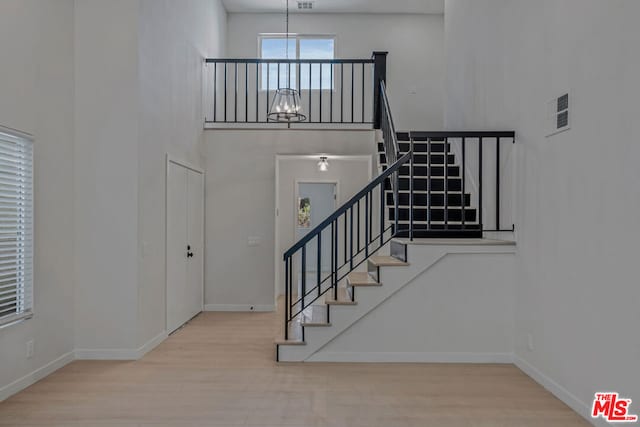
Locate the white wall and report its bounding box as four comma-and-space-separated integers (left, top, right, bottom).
204, 130, 375, 309
0, 0, 75, 398
136, 0, 227, 349
74, 0, 141, 353
1, 0, 227, 394
311, 251, 515, 362
74, 0, 227, 356
445, 0, 640, 423
275, 156, 372, 296
226, 13, 445, 131
0, 0, 227, 363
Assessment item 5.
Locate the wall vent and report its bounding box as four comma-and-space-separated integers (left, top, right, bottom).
297, 1, 314, 10
547, 92, 571, 137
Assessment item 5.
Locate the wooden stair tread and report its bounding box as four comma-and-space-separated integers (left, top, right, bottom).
325, 287, 356, 305
301, 323, 332, 327
275, 320, 305, 345
347, 272, 381, 286
368, 255, 409, 267
275, 339, 305, 346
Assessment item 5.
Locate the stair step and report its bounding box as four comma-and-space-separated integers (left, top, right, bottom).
378, 143, 452, 153
389, 207, 477, 223
386, 173, 463, 182
380, 163, 458, 169
401, 143, 450, 153
385, 178, 464, 192
300, 305, 331, 327
386, 192, 471, 207
275, 338, 305, 346
275, 321, 305, 345
396, 165, 460, 176
392, 237, 515, 246
325, 287, 356, 305
368, 256, 409, 267
396, 133, 446, 142
394, 229, 483, 239
346, 271, 381, 286
390, 240, 408, 262
397, 177, 463, 192
387, 189, 465, 195
393, 221, 481, 227
379, 153, 455, 165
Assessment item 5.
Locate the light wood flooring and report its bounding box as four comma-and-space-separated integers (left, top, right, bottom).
0, 307, 589, 426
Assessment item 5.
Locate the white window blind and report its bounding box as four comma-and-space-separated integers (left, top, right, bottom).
0, 128, 33, 327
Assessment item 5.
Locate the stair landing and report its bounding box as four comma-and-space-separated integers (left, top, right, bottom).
392, 238, 516, 246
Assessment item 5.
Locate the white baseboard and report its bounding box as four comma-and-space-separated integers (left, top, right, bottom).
74, 348, 138, 360
137, 331, 168, 357
204, 304, 275, 312
75, 331, 167, 361
514, 356, 601, 427
0, 351, 74, 402
307, 351, 514, 364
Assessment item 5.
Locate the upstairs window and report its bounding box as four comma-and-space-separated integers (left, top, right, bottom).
0, 128, 33, 328
260, 35, 335, 90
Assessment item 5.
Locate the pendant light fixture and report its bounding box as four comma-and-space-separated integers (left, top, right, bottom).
267, 0, 306, 123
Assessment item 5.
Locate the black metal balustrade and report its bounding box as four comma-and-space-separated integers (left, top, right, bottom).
282, 80, 404, 340
384, 131, 516, 239
204, 52, 388, 126
281, 79, 516, 340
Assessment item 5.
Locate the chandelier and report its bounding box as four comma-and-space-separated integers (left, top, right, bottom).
267, 0, 306, 123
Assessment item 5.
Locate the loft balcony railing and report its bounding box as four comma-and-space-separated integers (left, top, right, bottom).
203, 52, 388, 128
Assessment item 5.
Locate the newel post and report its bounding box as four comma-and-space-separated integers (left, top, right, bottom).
372, 51, 388, 129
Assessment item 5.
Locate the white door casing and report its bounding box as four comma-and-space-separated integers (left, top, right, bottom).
186, 167, 204, 322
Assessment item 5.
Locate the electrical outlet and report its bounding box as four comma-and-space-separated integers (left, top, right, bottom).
527, 333, 534, 351
26, 340, 34, 359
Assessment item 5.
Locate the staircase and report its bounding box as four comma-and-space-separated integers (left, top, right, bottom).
277, 247, 410, 361
379, 133, 482, 239
276, 81, 515, 361
276, 238, 517, 362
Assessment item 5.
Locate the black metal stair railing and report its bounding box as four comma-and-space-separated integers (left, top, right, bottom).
281, 63, 517, 340
282, 152, 411, 339
386, 131, 516, 238
282, 80, 404, 340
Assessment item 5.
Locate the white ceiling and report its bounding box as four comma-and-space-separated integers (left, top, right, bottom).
222, 0, 445, 14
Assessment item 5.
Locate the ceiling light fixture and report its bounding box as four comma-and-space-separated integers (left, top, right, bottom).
317, 157, 329, 172
267, 0, 306, 123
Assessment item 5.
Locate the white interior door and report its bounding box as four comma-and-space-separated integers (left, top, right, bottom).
166, 159, 204, 334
